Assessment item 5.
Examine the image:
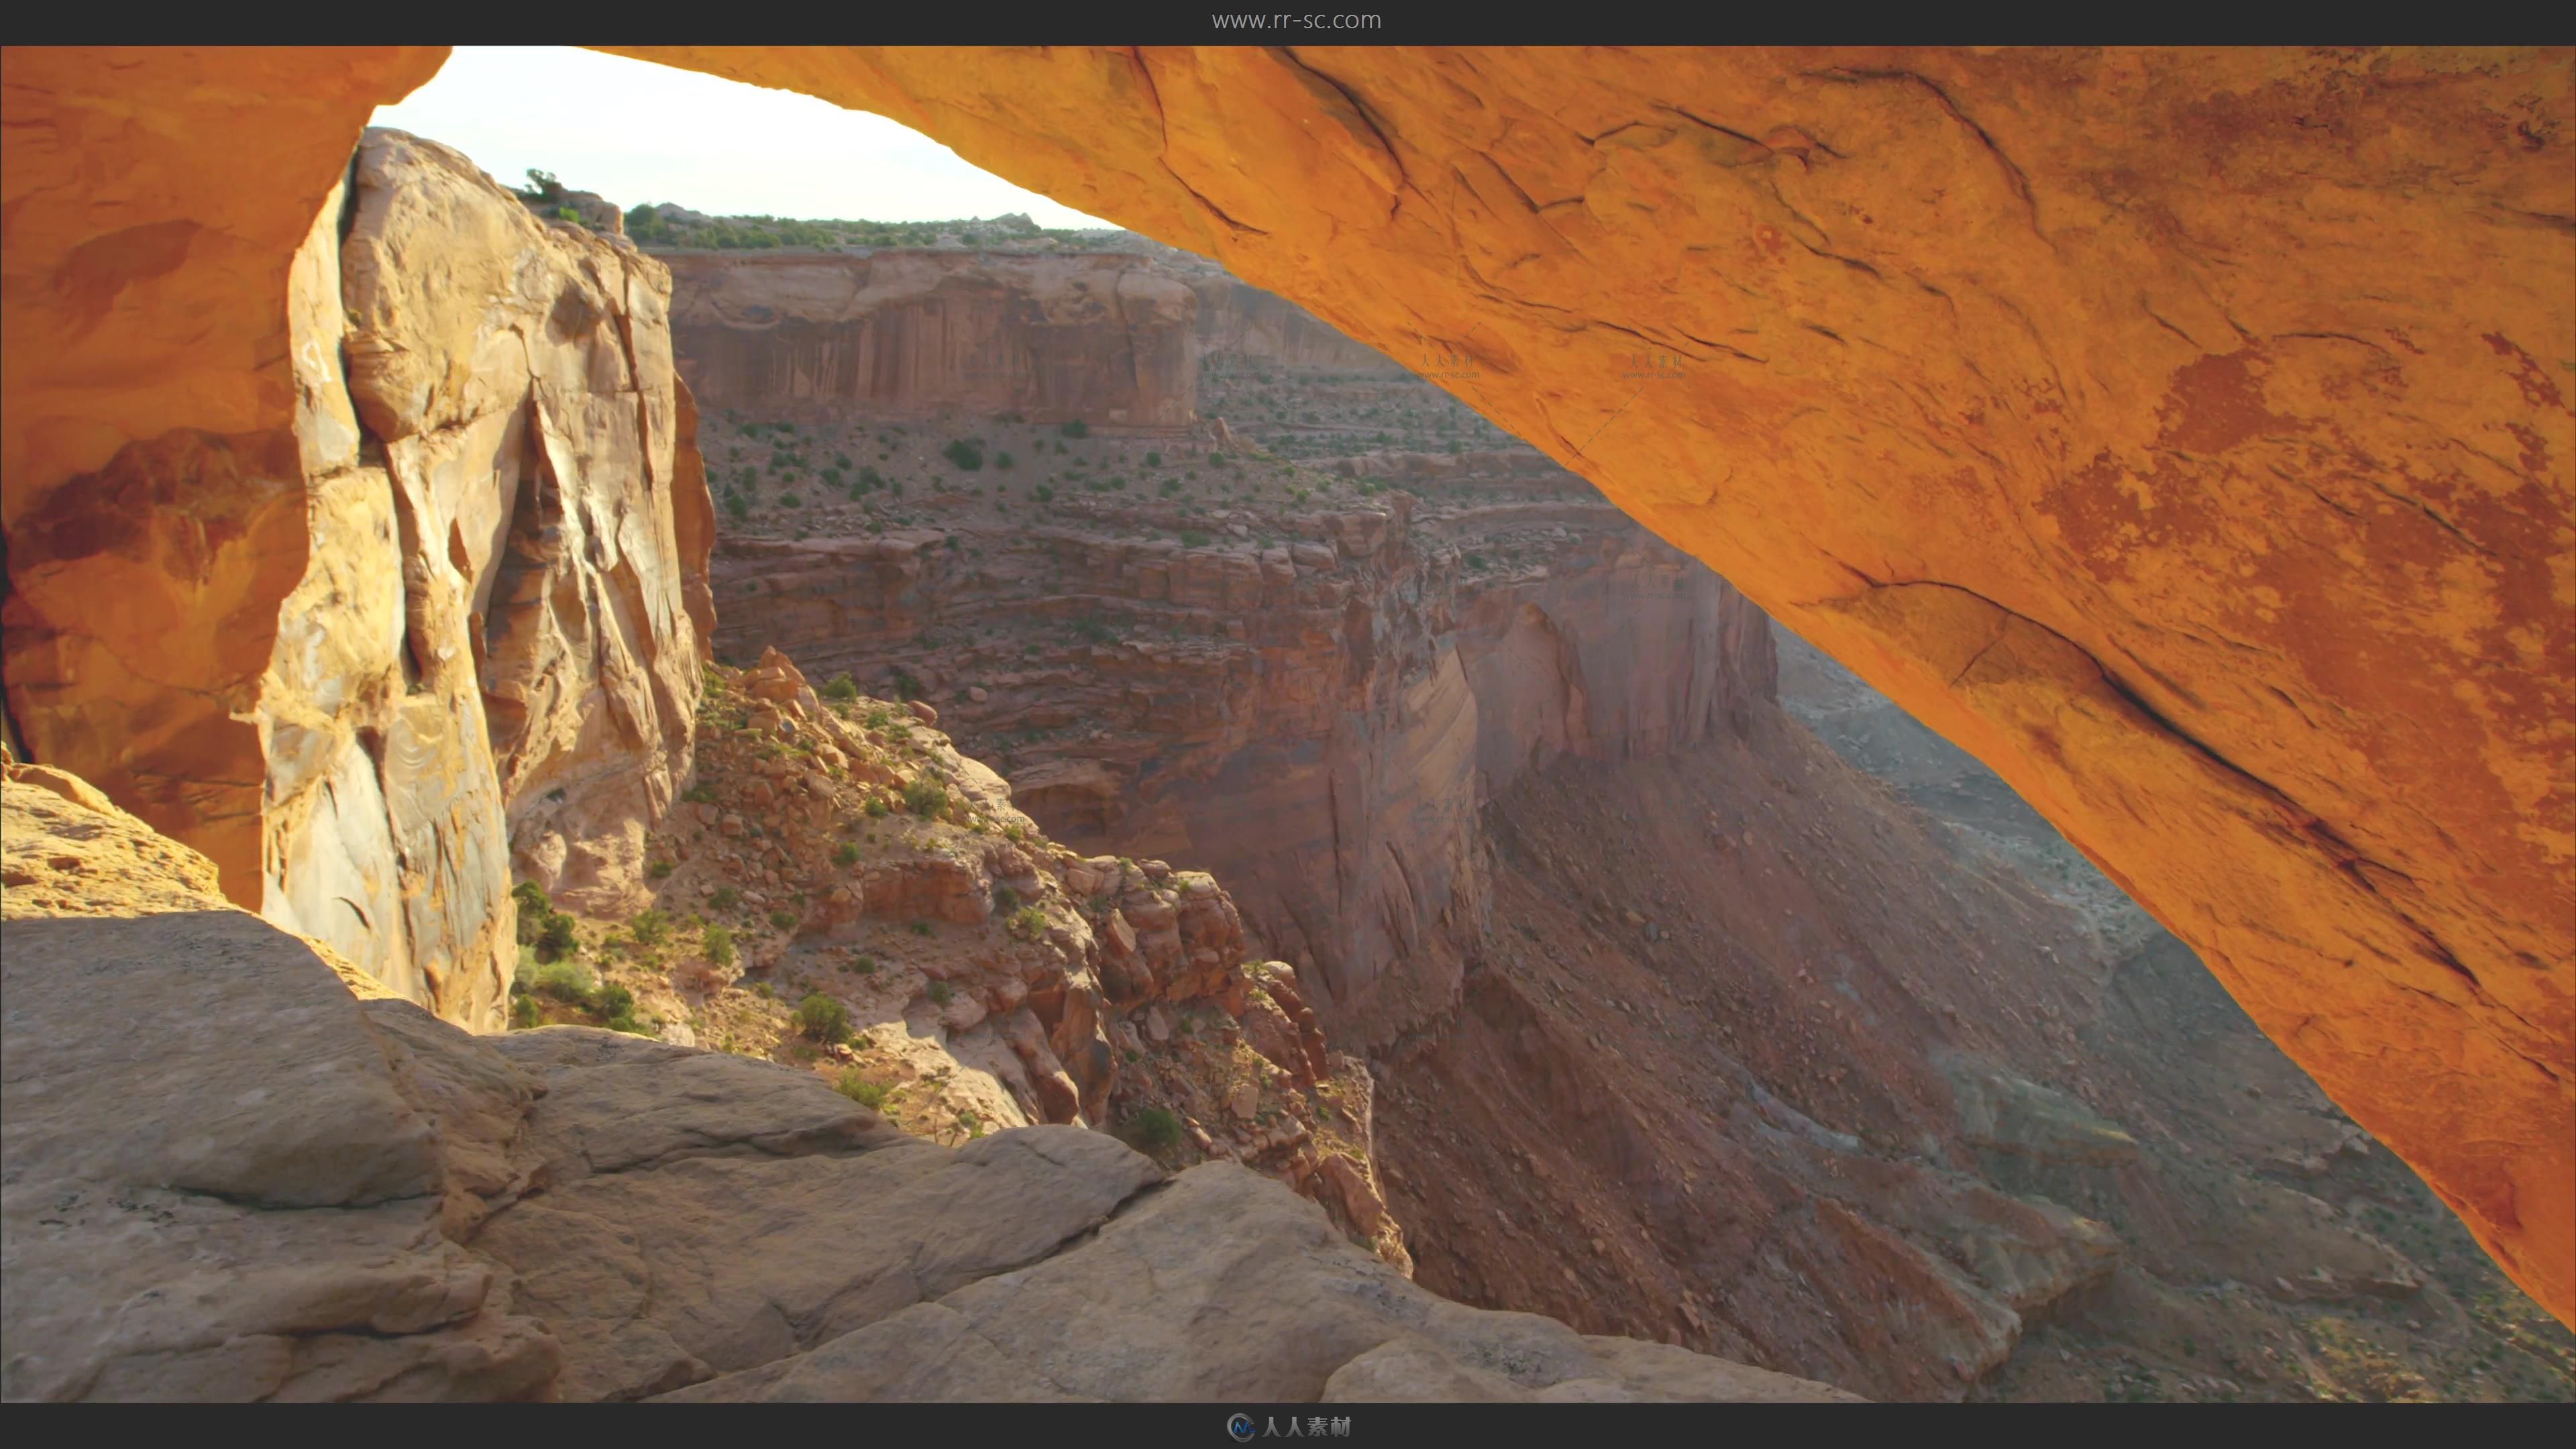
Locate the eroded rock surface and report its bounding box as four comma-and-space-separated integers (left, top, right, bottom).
1, 39, 2566, 1324
606, 44, 2576, 1324
666, 250, 1197, 429
3, 114, 711, 1030
706, 430, 1772, 1049
538, 647, 1409, 1268
0, 763, 1846, 1403
661, 1161, 1859, 1403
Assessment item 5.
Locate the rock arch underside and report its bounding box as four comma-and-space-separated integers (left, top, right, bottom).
1, 46, 2567, 1326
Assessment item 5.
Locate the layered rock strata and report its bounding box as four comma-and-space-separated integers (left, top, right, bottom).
584, 645, 1406, 1261
1, 40, 2566, 1324
1188, 274, 1409, 374
706, 445, 1770, 1048
663, 250, 1198, 429
608, 43, 2576, 1324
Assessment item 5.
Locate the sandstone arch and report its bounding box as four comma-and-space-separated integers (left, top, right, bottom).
1, 45, 2567, 1324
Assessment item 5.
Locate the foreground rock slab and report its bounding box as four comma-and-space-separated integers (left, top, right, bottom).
659, 1163, 1858, 1403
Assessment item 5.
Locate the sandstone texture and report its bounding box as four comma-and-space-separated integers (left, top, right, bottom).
552, 647, 1410, 1267
1, 41, 2567, 1329
706, 427, 1771, 1049
665, 250, 1197, 429
1188, 274, 1409, 374
598, 44, 2575, 1327
658, 1160, 1856, 1403
3, 106, 711, 1028
0, 763, 1848, 1403
688, 260, 2575, 1393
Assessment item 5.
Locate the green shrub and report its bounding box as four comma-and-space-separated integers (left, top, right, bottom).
710, 884, 741, 912
1209, 451, 1229, 466
911, 920, 935, 938
822, 673, 860, 701
533, 955, 596, 1004
865, 796, 892, 818
702, 923, 737, 969
769, 908, 798, 930
724, 494, 751, 521
682, 782, 716, 804
994, 451, 1015, 470
1032, 484, 1055, 502
794, 991, 853, 1044
904, 776, 949, 817
1144, 450, 1163, 467
535, 912, 579, 963
1159, 478, 1182, 496
942, 439, 985, 471
1009, 905, 1049, 941
837, 1071, 890, 1109
630, 908, 671, 945
595, 981, 637, 1018
858, 466, 885, 490
513, 881, 576, 957
1125, 1107, 1183, 1151
851, 953, 877, 975
510, 994, 542, 1029
647, 858, 675, 879
755, 981, 774, 999
780, 492, 802, 509
1059, 419, 1089, 438
926, 979, 955, 1005
1180, 531, 1211, 548
833, 841, 861, 867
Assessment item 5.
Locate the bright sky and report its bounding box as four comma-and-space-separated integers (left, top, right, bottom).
369, 46, 1117, 229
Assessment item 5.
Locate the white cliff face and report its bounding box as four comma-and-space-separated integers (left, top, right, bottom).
254, 129, 712, 1027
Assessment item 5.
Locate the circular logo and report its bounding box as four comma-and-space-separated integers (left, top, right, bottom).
1227, 1413, 1256, 1443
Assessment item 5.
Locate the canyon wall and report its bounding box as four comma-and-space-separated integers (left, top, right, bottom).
708, 460, 1769, 1046
609, 46, 2576, 1326
1, 110, 710, 1027
1189, 276, 1409, 374
0, 44, 2565, 1324
664, 250, 1198, 428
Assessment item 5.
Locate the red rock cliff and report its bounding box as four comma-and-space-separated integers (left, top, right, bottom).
664, 250, 1197, 428
610, 44, 2576, 1328
0, 44, 2566, 1326
1189, 275, 1408, 374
